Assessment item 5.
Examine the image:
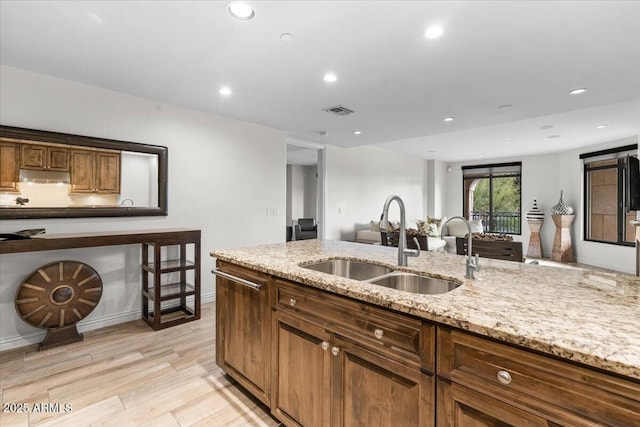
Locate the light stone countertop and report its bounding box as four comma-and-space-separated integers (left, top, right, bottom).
211, 240, 640, 380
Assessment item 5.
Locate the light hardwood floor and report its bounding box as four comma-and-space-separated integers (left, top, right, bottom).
0, 302, 280, 427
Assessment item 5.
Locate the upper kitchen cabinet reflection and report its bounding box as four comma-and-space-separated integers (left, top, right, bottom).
0, 125, 167, 219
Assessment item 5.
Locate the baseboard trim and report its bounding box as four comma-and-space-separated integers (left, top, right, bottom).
0, 292, 216, 352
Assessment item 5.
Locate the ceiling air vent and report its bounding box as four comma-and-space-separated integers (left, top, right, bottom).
322, 105, 355, 117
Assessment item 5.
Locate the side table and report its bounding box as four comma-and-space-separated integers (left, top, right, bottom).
551, 214, 575, 262
526, 219, 544, 258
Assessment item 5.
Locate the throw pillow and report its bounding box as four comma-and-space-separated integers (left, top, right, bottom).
427, 216, 447, 237
469, 219, 484, 234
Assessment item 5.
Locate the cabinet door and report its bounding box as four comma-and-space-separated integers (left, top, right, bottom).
333, 336, 433, 427
272, 311, 331, 427
69, 150, 95, 193
20, 144, 46, 170
0, 141, 20, 192
216, 263, 270, 405
47, 146, 69, 171
437, 380, 551, 427
95, 151, 120, 193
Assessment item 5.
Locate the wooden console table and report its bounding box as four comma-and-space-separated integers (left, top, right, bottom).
1, 229, 201, 330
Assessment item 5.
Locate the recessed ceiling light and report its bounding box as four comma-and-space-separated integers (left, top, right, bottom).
219, 86, 232, 96
427, 150, 436, 153
280, 33, 294, 42
547, 135, 561, 139
227, 2, 255, 21
323, 73, 337, 83
353, 130, 362, 135
506, 137, 512, 141
595, 124, 607, 129
425, 25, 444, 39
569, 87, 587, 95
443, 117, 454, 122
498, 104, 513, 109
539, 125, 554, 130
318, 131, 329, 136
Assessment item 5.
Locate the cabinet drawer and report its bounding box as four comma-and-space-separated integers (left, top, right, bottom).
274, 278, 427, 368
438, 327, 640, 426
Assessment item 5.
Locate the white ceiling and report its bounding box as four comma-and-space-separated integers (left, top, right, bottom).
1, 1, 639, 163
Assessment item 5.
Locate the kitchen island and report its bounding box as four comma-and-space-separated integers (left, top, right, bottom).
211, 240, 639, 426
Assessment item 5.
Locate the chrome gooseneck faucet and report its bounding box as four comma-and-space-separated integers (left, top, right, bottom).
380, 195, 420, 266
441, 216, 480, 279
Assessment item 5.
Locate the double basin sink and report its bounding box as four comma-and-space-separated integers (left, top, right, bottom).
301, 258, 460, 295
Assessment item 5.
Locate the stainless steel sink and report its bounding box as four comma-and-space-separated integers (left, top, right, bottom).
369, 272, 460, 295
301, 259, 393, 281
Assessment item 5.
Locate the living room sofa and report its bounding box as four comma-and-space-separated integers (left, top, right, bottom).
355, 220, 446, 252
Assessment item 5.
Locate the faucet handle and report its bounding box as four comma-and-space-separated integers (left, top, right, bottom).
471, 253, 480, 270
404, 237, 421, 258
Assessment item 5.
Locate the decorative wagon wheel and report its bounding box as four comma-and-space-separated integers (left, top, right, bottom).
15, 260, 103, 350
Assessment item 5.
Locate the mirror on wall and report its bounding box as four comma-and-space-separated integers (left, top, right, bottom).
0, 125, 167, 219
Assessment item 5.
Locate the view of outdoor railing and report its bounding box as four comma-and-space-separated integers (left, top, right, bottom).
471, 211, 521, 234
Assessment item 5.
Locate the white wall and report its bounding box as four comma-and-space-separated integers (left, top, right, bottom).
303, 165, 317, 218
324, 145, 425, 241
442, 137, 638, 273
426, 159, 448, 218
286, 164, 318, 226
119, 151, 156, 206
0, 66, 286, 350
287, 165, 305, 223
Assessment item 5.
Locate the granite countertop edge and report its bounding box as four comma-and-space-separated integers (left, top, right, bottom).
211, 240, 640, 381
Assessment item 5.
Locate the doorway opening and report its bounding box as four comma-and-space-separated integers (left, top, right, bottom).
286, 138, 325, 241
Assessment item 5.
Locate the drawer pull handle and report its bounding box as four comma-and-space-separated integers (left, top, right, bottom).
331, 346, 340, 356
497, 370, 512, 385
321, 341, 330, 351
211, 268, 262, 291
374, 328, 384, 339
289, 298, 297, 306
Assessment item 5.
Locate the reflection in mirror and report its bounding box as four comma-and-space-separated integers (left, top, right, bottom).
0, 125, 167, 219
1, 151, 159, 208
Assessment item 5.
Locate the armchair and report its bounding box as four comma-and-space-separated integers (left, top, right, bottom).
294, 218, 317, 240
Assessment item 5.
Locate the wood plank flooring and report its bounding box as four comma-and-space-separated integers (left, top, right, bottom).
0, 303, 280, 427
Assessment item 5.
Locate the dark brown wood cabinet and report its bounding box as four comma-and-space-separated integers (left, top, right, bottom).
0, 140, 20, 192
214, 262, 639, 427
271, 278, 434, 427
215, 261, 271, 406
272, 311, 331, 427
437, 380, 551, 426
437, 326, 640, 426
20, 143, 69, 171
69, 149, 120, 194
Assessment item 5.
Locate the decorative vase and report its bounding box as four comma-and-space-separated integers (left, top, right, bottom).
550, 190, 574, 215
525, 199, 545, 221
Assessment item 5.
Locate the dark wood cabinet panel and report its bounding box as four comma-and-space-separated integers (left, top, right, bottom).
437, 380, 552, 427
20, 143, 69, 171
0, 141, 20, 192
437, 326, 640, 426
333, 336, 433, 427
216, 261, 271, 405
270, 279, 435, 427
95, 151, 120, 193
272, 311, 331, 427
215, 262, 639, 427
69, 149, 120, 194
